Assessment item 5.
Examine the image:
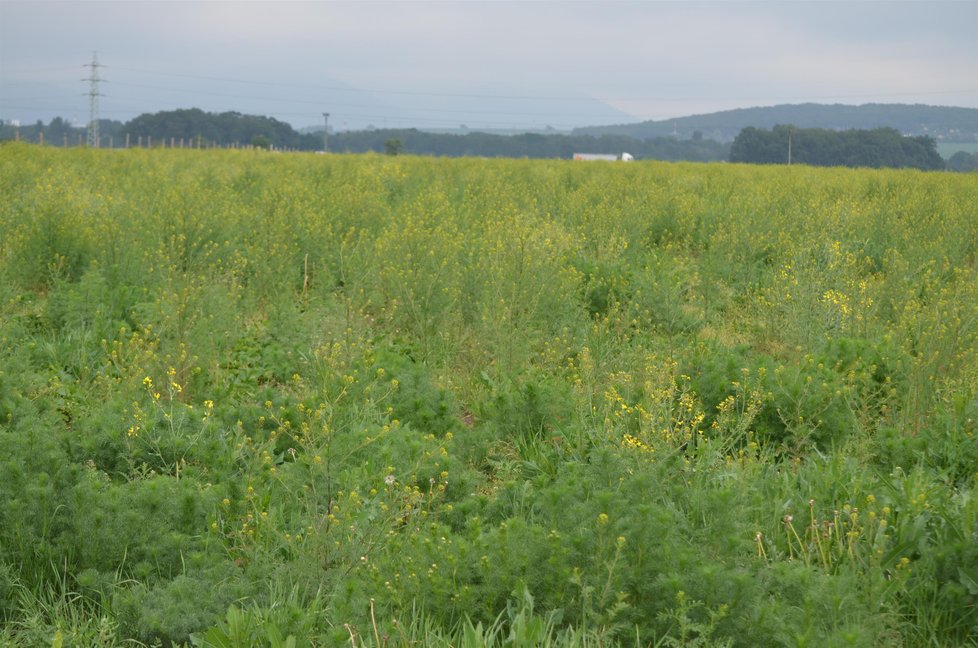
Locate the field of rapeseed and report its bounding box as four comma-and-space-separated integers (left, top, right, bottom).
0, 143, 976, 646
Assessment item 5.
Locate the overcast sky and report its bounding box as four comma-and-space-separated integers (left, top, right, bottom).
1, 0, 976, 130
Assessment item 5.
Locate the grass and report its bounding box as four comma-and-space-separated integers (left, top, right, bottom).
0, 142, 976, 646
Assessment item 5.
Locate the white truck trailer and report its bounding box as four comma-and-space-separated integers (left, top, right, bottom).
573, 152, 634, 161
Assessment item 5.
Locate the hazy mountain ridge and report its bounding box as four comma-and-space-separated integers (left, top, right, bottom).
573, 103, 978, 142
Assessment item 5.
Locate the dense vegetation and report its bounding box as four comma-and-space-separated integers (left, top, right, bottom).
729, 126, 945, 170
0, 110, 726, 161
1, 144, 976, 646
947, 150, 978, 172
5, 107, 978, 169
329, 128, 729, 161
124, 109, 310, 150
574, 103, 978, 142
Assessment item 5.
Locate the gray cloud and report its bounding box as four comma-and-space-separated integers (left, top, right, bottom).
2, 0, 975, 129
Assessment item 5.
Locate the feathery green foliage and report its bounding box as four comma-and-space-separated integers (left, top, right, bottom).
1, 143, 976, 646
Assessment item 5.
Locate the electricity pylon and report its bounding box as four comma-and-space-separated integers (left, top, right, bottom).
83, 52, 104, 148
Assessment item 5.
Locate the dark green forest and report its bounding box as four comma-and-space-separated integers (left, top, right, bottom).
125, 109, 307, 149
729, 126, 946, 170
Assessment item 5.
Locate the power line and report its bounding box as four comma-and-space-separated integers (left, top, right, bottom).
102, 80, 641, 120
104, 64, 978, 104
108, 65, 601, 102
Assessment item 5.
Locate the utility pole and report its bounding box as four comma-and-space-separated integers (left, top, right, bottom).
322, 112, 329, 153
83, 52, 104, 148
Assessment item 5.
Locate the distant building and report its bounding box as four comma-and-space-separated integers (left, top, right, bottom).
573, 152, 633, 161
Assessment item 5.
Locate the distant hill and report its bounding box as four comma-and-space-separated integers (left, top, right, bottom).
573, 103, 978, 143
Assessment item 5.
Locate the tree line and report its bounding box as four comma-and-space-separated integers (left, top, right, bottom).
729, 125, 946, 170
2, 110, 974, 171
0, 110, 729, 161
329, 128, 729, 161
125, 109, 307, 149
0, 110, 309, 150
